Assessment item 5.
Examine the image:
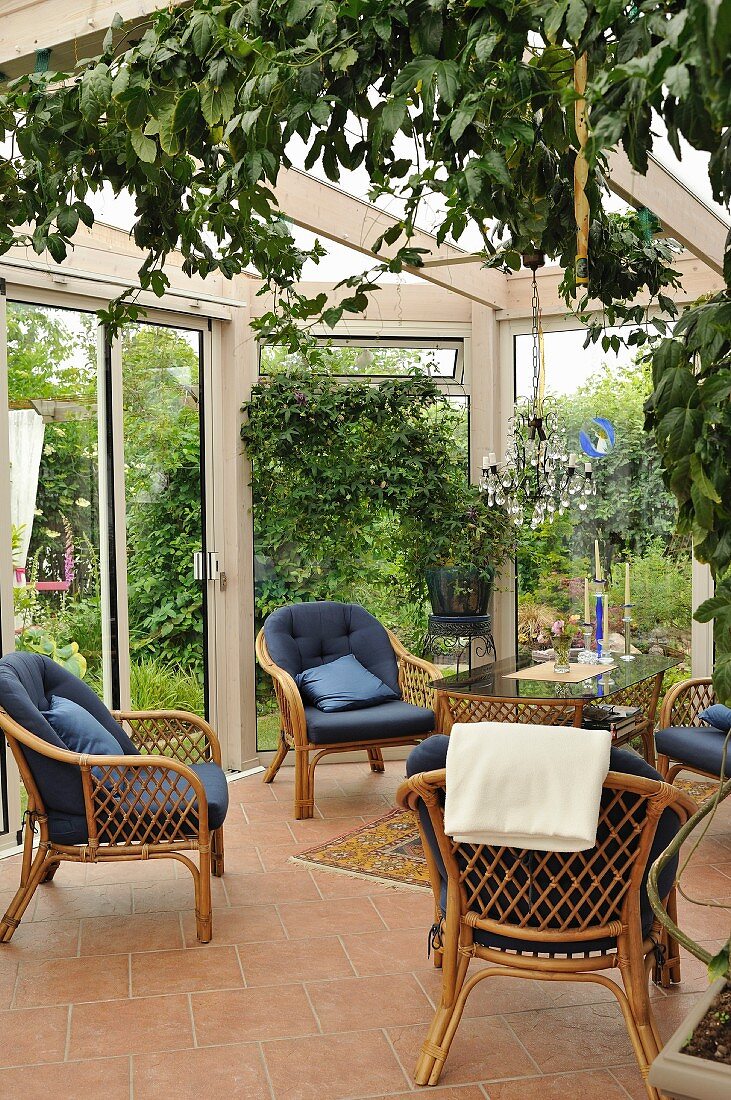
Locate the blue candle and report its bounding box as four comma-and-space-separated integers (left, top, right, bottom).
595, 590, 604, 659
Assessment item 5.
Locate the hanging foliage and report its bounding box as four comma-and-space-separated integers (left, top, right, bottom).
0, 0, 730, 699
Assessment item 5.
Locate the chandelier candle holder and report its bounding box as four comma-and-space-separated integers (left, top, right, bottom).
480, 253, 595, 529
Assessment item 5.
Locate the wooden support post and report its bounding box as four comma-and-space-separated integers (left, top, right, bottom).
574, 53, 589, 287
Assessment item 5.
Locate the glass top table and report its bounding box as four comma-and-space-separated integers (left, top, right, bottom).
433, 653, 678, 702
432, 653, 679, 766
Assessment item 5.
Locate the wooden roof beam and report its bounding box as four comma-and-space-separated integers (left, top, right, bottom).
275, 166, 509, 310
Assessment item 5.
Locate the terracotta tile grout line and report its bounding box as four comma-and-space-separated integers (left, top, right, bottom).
497, 1010, 544, 1077
607, 1064, 643, 1099
410, 970, 437, 1012
380, 1025, 416, 1093
127, 952, 133, 998
334, 932, 361, 978
233, 943, 248, 988
63, 1003, 73, 1062
300, 979, 325, 1036
128, 1053, 134, 1100
366, 893, 391, 930
186, 991, 199, 1048
256, 1039, 277, 1100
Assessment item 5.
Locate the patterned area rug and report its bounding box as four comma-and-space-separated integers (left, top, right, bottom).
292, 808, 430, 890
293, 779, 719, 889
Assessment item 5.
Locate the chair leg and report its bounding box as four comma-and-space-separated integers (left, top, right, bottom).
660, 889, 682, 986
367, 747, 385, 774
195, 842, 213, 943
263, 733, 289, 783
616, 958, 662, 1099
414, 951, 471, 1086
39, 860, 61, 884
656, 752, 670, 780
294, 748, 315, 819
0, 839, 53, 943
212, 826, 225, 877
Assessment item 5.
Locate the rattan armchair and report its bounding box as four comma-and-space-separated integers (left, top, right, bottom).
0, 703, 226, 945
656, 676, 721, 783
397, 766, 696, 1097
257, 604, 439, 819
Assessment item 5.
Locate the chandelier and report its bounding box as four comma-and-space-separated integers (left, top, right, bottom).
481, 252, 596, 529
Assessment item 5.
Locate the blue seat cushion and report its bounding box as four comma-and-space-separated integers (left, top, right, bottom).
264, 602, 400, 694
46, 761, 228, 845
0, 652, 138, 818
43, 696, 123, 756
699, 704, 731, 733
305, 700, 434, 745
655, 725, 731, 777
296, 653, 398, 712
406, 737, 681, 956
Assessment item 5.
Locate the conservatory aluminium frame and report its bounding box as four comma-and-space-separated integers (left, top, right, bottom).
0, 165, 724, 848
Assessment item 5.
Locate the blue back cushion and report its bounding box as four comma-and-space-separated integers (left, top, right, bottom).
43, 696, 122, 756
0, 652, 138, 817
700, 704, 731, 733
296, 653, 399, 712
264, 602, 400, 694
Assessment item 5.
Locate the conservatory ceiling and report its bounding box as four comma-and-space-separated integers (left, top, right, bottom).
0, 0, 727, 310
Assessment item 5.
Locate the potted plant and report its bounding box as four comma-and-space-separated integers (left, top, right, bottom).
647, 766, 731, 1100
418, 485, 517, 618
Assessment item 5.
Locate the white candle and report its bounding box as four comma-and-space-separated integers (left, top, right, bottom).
568, 452, 577, 468
584, 461, 592, 474
482, 454, 489, 470
625, 562, 631, 606
594, 539, 602, 582
584, 577, 590, 623
488, 451, 496, 467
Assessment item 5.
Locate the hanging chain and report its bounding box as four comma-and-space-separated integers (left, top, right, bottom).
531, 270, 540, 412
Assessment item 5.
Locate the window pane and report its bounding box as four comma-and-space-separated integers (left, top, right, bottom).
515, 328, 692, 680
121, 324, 207, 716
7, 303, 104, 689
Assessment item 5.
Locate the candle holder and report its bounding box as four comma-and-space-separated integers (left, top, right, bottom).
577, 623, 596, 663
619, 604, 635, 661
594, 579, 615, 664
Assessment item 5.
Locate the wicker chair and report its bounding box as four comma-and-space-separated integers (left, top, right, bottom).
656, 676, 725, 783
396, 741, 696, 1097
0, 653, 227, 944
257, 601, 439, 819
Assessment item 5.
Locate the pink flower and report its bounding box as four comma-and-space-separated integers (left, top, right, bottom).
551, 620, 565, 635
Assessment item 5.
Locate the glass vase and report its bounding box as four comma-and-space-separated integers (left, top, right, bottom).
553, 638, 571, 674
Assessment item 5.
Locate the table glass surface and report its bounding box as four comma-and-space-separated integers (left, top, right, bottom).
433, 653, 678, 702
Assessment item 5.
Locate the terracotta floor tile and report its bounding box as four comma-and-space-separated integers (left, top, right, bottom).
181, 903, 286, 947
134, 1042, 271, 1100
0, 1004, 69, 1066
256, 842, 304, 872
388, 1015, 537, 1086
239, 936, 354, 986
131, 945, 243, 996
287, 819, 371, 846
14, 952, 129, 1007
455, 970, 561, 1019
224, 868, 321, 907
339, 927, 431, 976
83, 856, 178, 886
0, 1056, 130, 1098
33, 883, 133, 922
2, 916, 81, 959
505, 1002, 635, 1073
69, 993, 193, 1058
370, 889, 435, 930
236, 779, 279, 803
306, 972, 434, 1032
207, 840, 263, 873
486, 1068, 630, 1098
608, 1062, 651, 1099
192, 984, 318, 1045
234, 821, 296, 846
277, 896, 386, 938
132, 875, 228, 915
262, 1029, 411, 1100
306, 868, 395, 899
371, 1088, 485, 1100
651, 990, 705, 1042
80, 911, 184, 955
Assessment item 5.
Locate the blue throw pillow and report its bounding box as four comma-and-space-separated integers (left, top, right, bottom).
42, 696, 123, 756
700, 704, 731, 733
296, 654, 399, 712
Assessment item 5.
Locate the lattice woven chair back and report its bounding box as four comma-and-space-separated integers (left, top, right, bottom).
451, 780, 655, 940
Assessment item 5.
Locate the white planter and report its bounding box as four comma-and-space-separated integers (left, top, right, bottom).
648, 979, 731, 1100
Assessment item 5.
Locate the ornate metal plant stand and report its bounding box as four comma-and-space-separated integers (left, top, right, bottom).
422, 614, 496, 676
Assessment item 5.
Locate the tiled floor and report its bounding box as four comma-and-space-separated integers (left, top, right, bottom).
0, 761, 728, 1099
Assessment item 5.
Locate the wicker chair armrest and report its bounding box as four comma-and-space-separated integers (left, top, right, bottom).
659, 677, 715, 730
80, 753, 210, 845
255, 631, 308, 749
111, 709, 222, 765
387, 630, 440, 710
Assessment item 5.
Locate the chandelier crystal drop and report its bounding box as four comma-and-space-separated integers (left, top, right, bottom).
481, 252, 596, 528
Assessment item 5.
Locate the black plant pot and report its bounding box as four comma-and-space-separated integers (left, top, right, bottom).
425, 566, 494, 617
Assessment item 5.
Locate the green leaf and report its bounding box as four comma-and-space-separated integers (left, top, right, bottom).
481, 149, 512, 188
185, 12, 216, 57
131, 129, 157, 163
544, 0, 569, 41
173, 88, 200, 133
694, 594, 731, 624
80, 63, 112, 122
475, 34, 499, 64
436, 61, 460, 106
690, 454, 722, 504
299, 64, 322, 98
331, 47, 358, 72
57, 206, 79, 236
664, 63, 690, 100
382, 97, 407, 135
566, 0, 588, 42
707, 944, 730, 981
450, 106, 476, 144
658, 406, 701, 459
392, 57, 439, 97
157, 103, 180, 155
